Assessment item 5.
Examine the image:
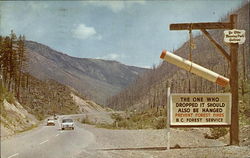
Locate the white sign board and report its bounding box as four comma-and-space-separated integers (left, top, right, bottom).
170, 93, 231, 126
224, 29, 246, 44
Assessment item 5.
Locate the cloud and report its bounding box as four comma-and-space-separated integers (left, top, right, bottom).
72, 24, 101, 40
84, 1, 146, 13
142, 65, 151, 69
27, 2, 49, 10
97, 53, 125, 60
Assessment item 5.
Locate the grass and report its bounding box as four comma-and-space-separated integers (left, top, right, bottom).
239, 80, 250, 125
205, 127, 229, 139
115, 109, 167, 130
82, 108, 168, 130
0, 101, 7, 118
81, 115, 95, 125
16, 124, 38, 133
110, 113, 166, 130
0, 84, 15, 104
96, 123, 114, 129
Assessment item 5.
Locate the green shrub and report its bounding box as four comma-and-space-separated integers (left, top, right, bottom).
0, 85, 15, 104
96, 123, 114, 129
103, 110, 168, 130
131, 115, 141, 122
155, 117, 166, 129
94, 109, 168, 130
118, 119, 130, 129
81, 115, 94, 125
111, 113, 123, 122
207, 127, 228, 139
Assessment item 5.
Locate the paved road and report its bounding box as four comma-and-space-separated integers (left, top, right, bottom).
1, 115, 95, 158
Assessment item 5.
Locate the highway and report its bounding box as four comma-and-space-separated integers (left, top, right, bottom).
1, 115, 95, 158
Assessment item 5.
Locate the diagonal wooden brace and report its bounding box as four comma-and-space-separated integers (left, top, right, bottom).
200, 29, 231, 61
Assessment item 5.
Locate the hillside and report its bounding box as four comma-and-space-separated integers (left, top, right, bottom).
0, 87, 38, 138
18, 74, 106, 120
25, 41, 147, 105
1, 72, 107, 138
107, 2, 250, 115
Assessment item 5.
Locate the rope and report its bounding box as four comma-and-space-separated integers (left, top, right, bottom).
188, 23, 193, 72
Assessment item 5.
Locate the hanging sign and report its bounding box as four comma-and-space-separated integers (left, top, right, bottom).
224, 29, 246, 44
160, 50, 229, 87
170, 93, 231, 127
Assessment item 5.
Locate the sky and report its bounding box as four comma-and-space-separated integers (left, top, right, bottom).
0, 0, 247, 68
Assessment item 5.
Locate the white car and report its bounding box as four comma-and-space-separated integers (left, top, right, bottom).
47, 119, 55, 126
61, 118, 74, 130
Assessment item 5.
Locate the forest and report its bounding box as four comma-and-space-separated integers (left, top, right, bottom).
0, 31, 29, 100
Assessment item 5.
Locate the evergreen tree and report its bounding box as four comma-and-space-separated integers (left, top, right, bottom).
0, 31, 28, 100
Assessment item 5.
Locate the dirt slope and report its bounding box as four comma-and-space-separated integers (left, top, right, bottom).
1, 99, 38, 138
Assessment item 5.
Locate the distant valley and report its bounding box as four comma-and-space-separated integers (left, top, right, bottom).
25, 41, 147, 105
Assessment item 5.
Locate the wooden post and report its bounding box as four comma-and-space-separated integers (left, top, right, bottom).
230, 14, 239, 145
169, 14, 240, 146
0, 75, 3, 88
166, 86, 171, 150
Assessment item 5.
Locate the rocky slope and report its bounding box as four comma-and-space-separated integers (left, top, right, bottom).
70, 92, 106, 113
0, 98, 38, 138
25, 41, 147, 105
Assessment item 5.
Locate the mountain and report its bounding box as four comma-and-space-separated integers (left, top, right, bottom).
25, 41, 147, 105
107, 3, 250, 111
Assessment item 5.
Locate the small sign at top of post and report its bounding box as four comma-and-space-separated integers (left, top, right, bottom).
224, 29, 246, 44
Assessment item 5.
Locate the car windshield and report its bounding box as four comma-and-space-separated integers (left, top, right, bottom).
62, 119, 73, 123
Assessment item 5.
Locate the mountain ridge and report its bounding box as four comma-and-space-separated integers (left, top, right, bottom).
25, 40, 147, 105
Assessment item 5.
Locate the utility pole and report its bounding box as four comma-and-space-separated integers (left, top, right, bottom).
169, 14, 239, 145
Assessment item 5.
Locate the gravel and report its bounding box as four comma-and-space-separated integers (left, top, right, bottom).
76, 124, 250, 158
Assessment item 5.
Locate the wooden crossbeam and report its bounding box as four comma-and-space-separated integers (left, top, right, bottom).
170, 22, 232, 30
